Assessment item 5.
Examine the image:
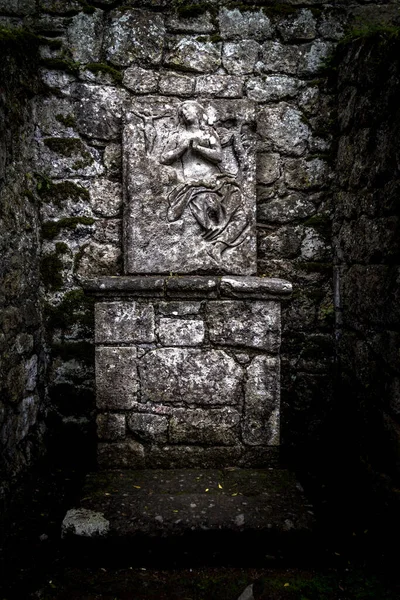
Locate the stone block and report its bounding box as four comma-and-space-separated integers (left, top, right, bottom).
74, 84, 128, 141
159, 72, 195, 96
169, 407, 240, 446
104, 143, 122, 178
166, 277, 219, 298
218, 8, 272, 41
127, 413, 168, 444
105, 9, 165, 67
243, 356, 280, 446
298, 41, 333, 77
257, 103, 311, 156
95, 302, 155, 344
158, 301, 202, 316
35, 137, 104, 179
166, 12, 214, 34
146, 445, 242, 469
196, 75, 243, 98
158, 318, 205, 346
97, 440, 145, 469
97, 413, 126, 441
207, 301, 280, 351
123, 67, 159, 94
222, 41, 260, 75
258, 41, 299, 75
277, 9, 316, 42
220, 276, 292, 299
164, 37, 221, 73
67, 9, 103, 63
123, 98, 257, 275
246, 76, 301, 102
257, 152, 281, 184
96, 347, 138, 410
140, 348, 244, 406
89, 179, 123, 218
284, 157, 331, 190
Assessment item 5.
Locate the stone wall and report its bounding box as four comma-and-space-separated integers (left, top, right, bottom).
0, 29, 45, 506
334, 33, 400, 482
0, 0, 399, 476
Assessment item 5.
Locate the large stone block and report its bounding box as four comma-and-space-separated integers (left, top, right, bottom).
258, 103, 311, 156
123, 97, 257, 275
98, 440, 145, 469
67, 9, 103, 63
96, 413, 126, 441
207, 301, 280, 351
243, 356, 280, 446
277, 9, 316, 42
222, 41, 260, 75
74, 84, 128, 141
140, 348, 244, 406
95, 302, 155, 344
96, 347, 138, 410
158, 318, 205, 346
127, 413, 168, 444
169, 407, 240, 446
196, 75, 243, 98
246, 76, 301, 102
218, 8, 272, 41
164, 37, 221, 73
104, 9, 165, 67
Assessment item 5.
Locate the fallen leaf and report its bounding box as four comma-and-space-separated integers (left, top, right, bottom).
133, 485, 141, 489
205, 488, 209, 492
232, 493, 238, 497
284, 583, 290, 587
218, 483, 223, 489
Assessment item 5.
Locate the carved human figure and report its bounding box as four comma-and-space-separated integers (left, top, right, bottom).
159, 101, 250, 263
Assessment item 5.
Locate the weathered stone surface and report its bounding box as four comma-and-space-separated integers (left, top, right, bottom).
298, 41, 333, 76
207, 301, 280, 351
318, 11, 345, 41
159, 72, 195, 96
222, 41, 260, 75
257, 153, 281, 184
164, 37, 221, 73
300, 228, 328, 261
220, 277, 292, 299
85, 276, 164, 297
123, 67, 159, 94
39, 69, 75, 96
98, 440, 145, 469
104, 143, 122, 177
127, 413, 168, 444
97, 413, 126, 441
246, 75, 301, 102
169, 407, 240, 446
62, 508, 109, 538
284, 157, 331, 190
166, 12, 214, 34
140, 349, 244, 406
158, 318, 205, 346
166, 277, 219, 298
219, 8, 272, 41
33, 97, 76, 137
95, 302, 155, 344
147, 445, 242, 469
158, 301, 202, 316
258, 41, 299, 75
89, 179, 123, 217
258, 103, 311, 156
243, 356, 280, 446
35, 137, 104, 179
196, 75, 243, 98
105, 9, 165, 67
75, 241, 122, 279
67, 9, 103, 64
277, 9, 316, 42
123, 97, 257, 275
258, 193, 316, 224
74, 84, 128, 141
96, 347, 138, 410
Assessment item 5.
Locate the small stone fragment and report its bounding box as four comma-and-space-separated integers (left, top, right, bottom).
62, 508, 110, 538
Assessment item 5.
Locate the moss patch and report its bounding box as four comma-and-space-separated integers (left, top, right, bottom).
43, 137, 90, 158
55, 113, 76, 128
45, 289, 94, 332
85, 63, 123, 84
38, 180, 89, 207
40, 57, 79, 75
42, 217, 95, 240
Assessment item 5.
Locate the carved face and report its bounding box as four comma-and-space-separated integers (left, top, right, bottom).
179, 102, 202, 126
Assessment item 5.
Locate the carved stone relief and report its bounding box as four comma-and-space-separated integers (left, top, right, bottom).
123, 97, 257, 274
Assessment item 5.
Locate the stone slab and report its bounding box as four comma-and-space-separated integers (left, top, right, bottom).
96, 347, 138, 410
62, 468, 316, 565
95, 301, 155, 344
123, 97, 257, 275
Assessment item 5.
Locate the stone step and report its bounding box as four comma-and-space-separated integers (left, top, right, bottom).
62, 468, 316, 567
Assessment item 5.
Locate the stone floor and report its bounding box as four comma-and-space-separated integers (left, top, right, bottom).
62, 468, 316, 566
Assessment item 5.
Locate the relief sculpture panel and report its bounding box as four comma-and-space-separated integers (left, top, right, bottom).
123, 97, 257, 274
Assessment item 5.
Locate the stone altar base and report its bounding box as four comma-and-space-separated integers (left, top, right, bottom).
62, 468, 316, 567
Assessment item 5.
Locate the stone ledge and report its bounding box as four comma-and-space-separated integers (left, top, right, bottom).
62, 468, 315, 566
83, 276, 292, 300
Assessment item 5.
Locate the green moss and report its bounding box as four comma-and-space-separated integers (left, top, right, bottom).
209, 34, 223, 43
173, 1, 211, 18
40, 57, 79, 74
85, 63, 123, 84
43, 138, 93, 164
0, 26, 40, 55
23, 189, 36, 202
73, 243, 89, 273
42, 217, 95, 240
56, 113, 76, 128
341, 23, 400, 45
38, 180, 89, 207
39, 37, 63, 50
55, 242, 69, 254
79, 1, 96, 14
44, 289, 94, 331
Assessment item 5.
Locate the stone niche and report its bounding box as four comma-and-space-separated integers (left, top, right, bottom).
123, 97, 257, 275
87, 276, 292, 469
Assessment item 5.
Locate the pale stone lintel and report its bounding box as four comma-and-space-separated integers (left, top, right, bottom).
83, 276, 292, 300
